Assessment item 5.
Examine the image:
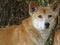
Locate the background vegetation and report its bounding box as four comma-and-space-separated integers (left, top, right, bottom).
0, 0, 60, 45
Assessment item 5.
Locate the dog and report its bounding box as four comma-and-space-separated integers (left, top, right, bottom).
54, 29, 60, 45
0, 1, 59, 45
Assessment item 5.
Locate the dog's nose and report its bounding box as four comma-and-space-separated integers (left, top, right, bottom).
45, 22, 50, 29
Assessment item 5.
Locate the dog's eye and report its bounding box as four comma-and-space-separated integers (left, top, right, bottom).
38, 15, 42, 18
48, 15, 52, 18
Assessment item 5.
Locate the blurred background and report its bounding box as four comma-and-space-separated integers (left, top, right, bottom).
0, 0, 60, 45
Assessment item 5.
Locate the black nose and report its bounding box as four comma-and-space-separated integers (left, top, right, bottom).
45, 22, 50, 29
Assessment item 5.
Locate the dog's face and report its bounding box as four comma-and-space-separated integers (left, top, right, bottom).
29, 2, 59, 30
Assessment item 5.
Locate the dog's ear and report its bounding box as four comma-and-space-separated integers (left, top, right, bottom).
50, 2, 60, 15
29, 1, 38, 15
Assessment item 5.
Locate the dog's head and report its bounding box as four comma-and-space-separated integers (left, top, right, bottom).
29, 1, 60, 30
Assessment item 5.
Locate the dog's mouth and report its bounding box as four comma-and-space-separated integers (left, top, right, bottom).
40, 26, 50, 30
45, 25, 50, 29
45, 27, 49, 29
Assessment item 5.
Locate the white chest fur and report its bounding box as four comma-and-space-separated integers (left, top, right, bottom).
30, 30, 51, 45
40, 30, 51, 40
39, 30, 51, 45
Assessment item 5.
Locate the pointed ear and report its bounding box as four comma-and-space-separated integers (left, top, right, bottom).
50, 2, 60, 15
29, 1, 38, 15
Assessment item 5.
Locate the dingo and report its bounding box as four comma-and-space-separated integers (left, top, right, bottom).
0, 1, 59, 45
54, 29, 60, 45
